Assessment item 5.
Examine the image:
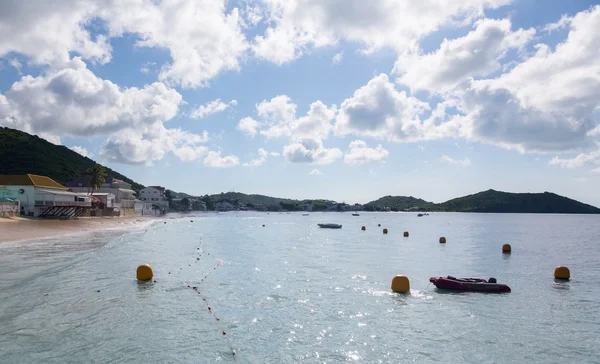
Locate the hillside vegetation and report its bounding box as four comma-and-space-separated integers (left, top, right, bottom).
0, 127, 144, 190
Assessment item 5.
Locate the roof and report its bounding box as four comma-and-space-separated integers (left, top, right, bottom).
148, 186, 166, 192
65, 176, 130, 188
35, 188, 87, 196
0, 174, 67, 189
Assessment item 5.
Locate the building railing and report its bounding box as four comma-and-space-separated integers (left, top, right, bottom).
35, 200, 91, 207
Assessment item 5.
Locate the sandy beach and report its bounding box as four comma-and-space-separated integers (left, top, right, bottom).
0, 216, 159, 243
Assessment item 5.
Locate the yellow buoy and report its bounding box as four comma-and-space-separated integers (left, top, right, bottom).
554, 266, 570, 280
136, 264, 154, 281
502, 244, 512, 253
361, 226, 366, 231
403, 231, 409, 237
439, 237, 446, 244
391, 275, 410, 293
383, 228, 388, 234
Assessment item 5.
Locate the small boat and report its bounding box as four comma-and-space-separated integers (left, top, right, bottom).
418, 213, 424, 217
352, 213, 360, 216
302, 213, 309, 216
318, 223, 342, 229
429, 276, 510, 293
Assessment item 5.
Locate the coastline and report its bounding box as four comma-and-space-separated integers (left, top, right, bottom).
0, 216, 160, 243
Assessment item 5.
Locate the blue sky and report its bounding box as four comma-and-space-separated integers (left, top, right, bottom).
1, 0, 600, 205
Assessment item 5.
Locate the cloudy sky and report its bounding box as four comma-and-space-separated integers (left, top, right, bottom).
1, 0, 599, 205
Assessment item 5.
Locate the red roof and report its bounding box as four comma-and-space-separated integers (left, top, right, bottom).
149, 186, 165, 191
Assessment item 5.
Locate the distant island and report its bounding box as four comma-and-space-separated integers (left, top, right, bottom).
2, 126, 599, 214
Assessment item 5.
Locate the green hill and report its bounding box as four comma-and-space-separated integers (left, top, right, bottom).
365, 195, 432, 211
0, 127, 144, 191
432, 189, 600, 214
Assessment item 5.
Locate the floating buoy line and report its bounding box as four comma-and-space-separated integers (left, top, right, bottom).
183, 237, 237, 361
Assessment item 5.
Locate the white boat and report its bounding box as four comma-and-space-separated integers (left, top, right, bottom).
318, 223, 342, 229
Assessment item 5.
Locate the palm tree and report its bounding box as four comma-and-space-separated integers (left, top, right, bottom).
83, 164, 107, 196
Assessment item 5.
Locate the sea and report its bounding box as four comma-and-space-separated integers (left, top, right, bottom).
0, 212, 599, 363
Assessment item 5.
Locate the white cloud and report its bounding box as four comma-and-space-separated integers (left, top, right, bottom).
191, 99, 237, 119
453, 6, 600, 152
309, 168, 323, 175
441, 155, 471, 167
252, 0, 510, 64
9, 59, 23, 75
243, 148, 269, 166
0, 58, 182, 138
101, 124, 209, 165
140, 67, 150, 74
237, 117, 261, 137
588, 125, 600, 137
0, 1, 248, 88
332, 51, 344, 65
70, 145, 92, 158
334, 74, 450, 142
593, 167, 600, 174
283, 139, 342, 165
394, 18, 535, 93
0, 1, 111, 67
549, 146, 600, 169
203, 151, 240, 168
344, 140, 389, 165
270, 152, 281, 157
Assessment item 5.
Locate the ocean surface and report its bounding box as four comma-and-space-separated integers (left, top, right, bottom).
1, 212, 599, 363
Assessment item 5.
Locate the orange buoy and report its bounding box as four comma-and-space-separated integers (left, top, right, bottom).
502, 244, 511, 253
439, 237, 446, 244
361, 226, 366, 231
383, 228, 388, 234
403, 231, 409, 237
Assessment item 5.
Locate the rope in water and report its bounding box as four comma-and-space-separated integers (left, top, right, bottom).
187, 247, 237, 361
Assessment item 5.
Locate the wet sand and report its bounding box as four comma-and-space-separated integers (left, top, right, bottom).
0, 216, 158, 243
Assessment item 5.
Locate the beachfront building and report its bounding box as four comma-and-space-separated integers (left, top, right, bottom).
139, 186, 169, 212
0, 174, 91, 218
66, 176, 136, 203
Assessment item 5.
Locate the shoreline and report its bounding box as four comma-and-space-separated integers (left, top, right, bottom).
0, 216, 161, 243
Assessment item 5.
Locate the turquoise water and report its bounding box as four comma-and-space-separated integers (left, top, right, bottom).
1, 212, 599, 363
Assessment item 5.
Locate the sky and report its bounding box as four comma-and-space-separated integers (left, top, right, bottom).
1, 0, 600, 206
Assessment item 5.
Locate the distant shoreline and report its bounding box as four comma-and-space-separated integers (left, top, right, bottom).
0, 216, 158, 244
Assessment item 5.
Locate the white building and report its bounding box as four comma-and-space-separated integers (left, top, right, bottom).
139, 186, 169, 211
0, 174, 91, 218
67, 177, 136, 203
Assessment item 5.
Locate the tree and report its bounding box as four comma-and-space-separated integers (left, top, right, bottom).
83, 164, 106, 196
180, 197, 190, 211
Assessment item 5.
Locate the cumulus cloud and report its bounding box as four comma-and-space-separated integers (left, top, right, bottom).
283, 139, 342, 165
441, 155, 471, 167
70, 145, 92, 158
203, 151, 241, 168
191, 99, 237, 119
452, 6, 600, 152
252, 0, 510, 64
344, 140, 389, 165
0, 0, 111, 67
0, 58, 182, 138
101, 124, 209, 165
0, 0, 248, 88
309, 168, 323, 175
394, 18, 535, 93
332, 51, 343, 64
237, 117, 261, 137
243, 148, 269, 166
334, 74, 448, 142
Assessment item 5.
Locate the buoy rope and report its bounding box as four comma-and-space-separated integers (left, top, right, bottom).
188, 251, 237, 361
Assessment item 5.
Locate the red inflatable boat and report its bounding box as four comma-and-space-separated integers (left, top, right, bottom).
429, 276, 511, 293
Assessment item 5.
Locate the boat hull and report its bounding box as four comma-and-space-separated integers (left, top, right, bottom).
318, 224, 342, 229
429, 277, 511, 293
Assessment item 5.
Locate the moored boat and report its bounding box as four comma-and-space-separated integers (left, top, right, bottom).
429, 276, 511, 293
318, 223, 342, 229
352, 213, 359, 216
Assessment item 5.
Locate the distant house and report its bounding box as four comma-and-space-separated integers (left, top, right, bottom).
66, 176, 136, 203
0, 174, 91, 218
139, 186, 169, 211
215, 201, 234, 211
298, 203, 314, 211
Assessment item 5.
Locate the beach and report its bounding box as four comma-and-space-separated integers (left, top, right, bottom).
0, 215, 157, 243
